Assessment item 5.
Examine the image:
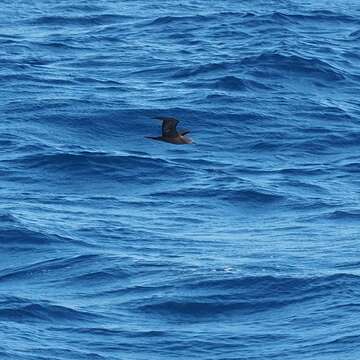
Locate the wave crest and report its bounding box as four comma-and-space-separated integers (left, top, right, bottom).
138, 274, 360, 317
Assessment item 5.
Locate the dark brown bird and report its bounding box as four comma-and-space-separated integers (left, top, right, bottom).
145, 117, 193, 144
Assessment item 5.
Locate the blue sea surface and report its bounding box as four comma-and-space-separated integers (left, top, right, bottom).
1, 0, 360, 359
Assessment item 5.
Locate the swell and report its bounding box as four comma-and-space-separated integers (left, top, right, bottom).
145, 10, 359, 28
325, 210, 360, 220
28, 14, 134, 26
242, 52, 346, 81
0, 225, 90, 248
6, 151, 189, 179
0, 228, 69, 246
0, 296, 99, 323
0, 254, 103, 282
146, 14, 212, 26
243, 10, 360, 25
150, 188, 284, 204
172, 53, 346, 82
0, 212, 18, 224
172, 62, 229, 79
137, 274, 360, 317
187, 76, 272, 92
339, 162, 360, 173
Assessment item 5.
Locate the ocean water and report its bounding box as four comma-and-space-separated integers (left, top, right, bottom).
1, 0, 360, 358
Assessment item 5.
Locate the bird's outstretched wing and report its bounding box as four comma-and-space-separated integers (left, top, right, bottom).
155, 117, 179, 137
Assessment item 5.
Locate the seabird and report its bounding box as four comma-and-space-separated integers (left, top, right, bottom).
145, 117, 193, 145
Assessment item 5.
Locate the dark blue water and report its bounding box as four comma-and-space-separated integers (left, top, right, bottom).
1, 0, 360, 358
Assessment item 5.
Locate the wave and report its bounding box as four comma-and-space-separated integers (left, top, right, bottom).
296, 10, 359, 24
73, 327, 166, 337
137, 274, 360, 317
186, 76, 271, 92
0, 212, 18, 224
67, 270, 126, 284
349, 29, 360, 40
52, 4, 107, 13
213, 76, 271, 91
172, 62, 229, 79
1, 73, 77, 85
0, 254, 101, 282
294, 104, 353, 123
171, 53, 345, 84
29, 14, 133, 26
278, 166, 328, 176
0, 296, 98, 323
336, 261, 360, 270
32, 40, 90, 51
7, 151, 187, 179
145, 10, 359, 29
140, 299, 289, 316
0, 226, 90, 248
146, 14, 212, 26
242, 52, 346, 81
248, 10, 360, 25
339, 162, 360, 173
325, 210, 360, 220
150, 188, 284, 204
179, 274, 359, 294
0, 228, 66, 246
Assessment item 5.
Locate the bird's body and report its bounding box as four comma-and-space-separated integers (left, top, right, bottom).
146, 117, 193, 145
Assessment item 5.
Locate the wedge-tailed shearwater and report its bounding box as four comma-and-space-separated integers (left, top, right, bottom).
145, 117, 193, 145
